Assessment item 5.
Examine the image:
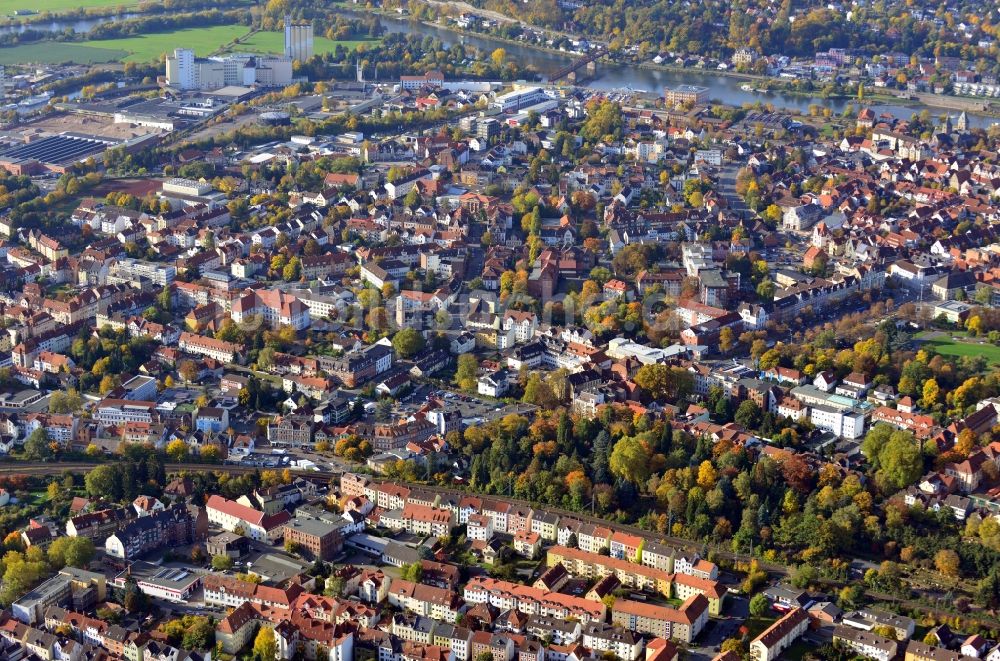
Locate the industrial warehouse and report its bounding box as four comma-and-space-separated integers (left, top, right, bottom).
0, 133, 117, 174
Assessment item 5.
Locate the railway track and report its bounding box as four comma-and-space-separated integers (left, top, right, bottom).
5, 461, 999, 628
0, 461, 746, 568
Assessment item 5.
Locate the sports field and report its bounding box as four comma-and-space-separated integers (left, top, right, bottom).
915, 331, 1000, 365
0, 24, 249, 64
225, 30, 379, 55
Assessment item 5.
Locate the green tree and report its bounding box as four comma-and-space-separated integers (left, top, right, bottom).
49, 389, 83, 414
182, 616, 214, 649
634, 363, 673, 400
734, 400, 763, 430
400, 562, 424, 582
790, 564, 817, 589
873, 429, 923, 490
454, 354, 478, 391
609, 436, 652, 485
325, 575, 345, 597
756, 278, 775, 301
23, 428, 51, 460
838, 584, 864, 609
211, 555, 233, 571
392, 328, 426, 359
84, 464, 119, 499
48, 536, 95, 569
749, 593, 770, 616
861, 424, 924, 490
581, 100, 624, 142
861, 424, 893, 469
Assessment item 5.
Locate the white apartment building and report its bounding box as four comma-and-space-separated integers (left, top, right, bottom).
108, 257, 176, 287
503, 311, 537, 344
833, 626, 898, 661
582, 623, 643, 661
750, 608, 809, 661
809, 404, 865, 439
388, 580, 461, 622
95, 400, 155, 425
232, 289, 310, 330
467, 514, 494, 542
178, 332, 240, 363
205, 495, 269, 541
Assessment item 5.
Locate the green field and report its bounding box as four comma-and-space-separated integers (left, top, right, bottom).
226, 30, 379, 55
916, 332, 1000, 365
85, 24, 251, 62
0, 26, 378, 65
0, 41, 127, 64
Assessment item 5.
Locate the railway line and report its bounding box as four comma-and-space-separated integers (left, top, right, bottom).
3, 461, 997, 629
0, 461, 762, 571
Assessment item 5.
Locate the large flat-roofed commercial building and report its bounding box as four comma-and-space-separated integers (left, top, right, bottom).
158, 177, 228, 210
12, 568, 106, 624
283, 510, 349, 560
0, 133, 118, 174
491, 87, 549, 112
663, 85, 709, 106
166, 48, 293, 91
112, 561, 201, 602
162, 177, 213, 197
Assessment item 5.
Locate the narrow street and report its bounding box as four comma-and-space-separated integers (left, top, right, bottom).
718, 163, 750, 219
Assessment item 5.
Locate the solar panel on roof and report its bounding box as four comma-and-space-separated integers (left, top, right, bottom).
1, 134, 115, 165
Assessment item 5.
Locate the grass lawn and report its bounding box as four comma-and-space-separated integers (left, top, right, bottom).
225, 30, 380, 56
27, 489, 53, 506
0, 41, 127, 65
914, 331, 1000, 365
744, 616, 777, 640
779, 640, 814, 661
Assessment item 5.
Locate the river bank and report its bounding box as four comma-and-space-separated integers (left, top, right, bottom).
0, 0, 252, 37
636, 62, 906, 106
367, 8, 590, 62
354, 8, 1000, 124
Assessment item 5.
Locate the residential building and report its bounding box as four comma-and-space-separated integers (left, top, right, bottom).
749, 608, 809, 661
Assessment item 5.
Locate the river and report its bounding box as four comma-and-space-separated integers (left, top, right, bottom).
0, 13, 138, 36
343, 8, 997, 129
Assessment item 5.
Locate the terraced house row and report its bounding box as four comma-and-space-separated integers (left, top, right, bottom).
545, 545, 726, 615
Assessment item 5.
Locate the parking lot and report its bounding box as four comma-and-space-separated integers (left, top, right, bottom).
685, 595, 749, 661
